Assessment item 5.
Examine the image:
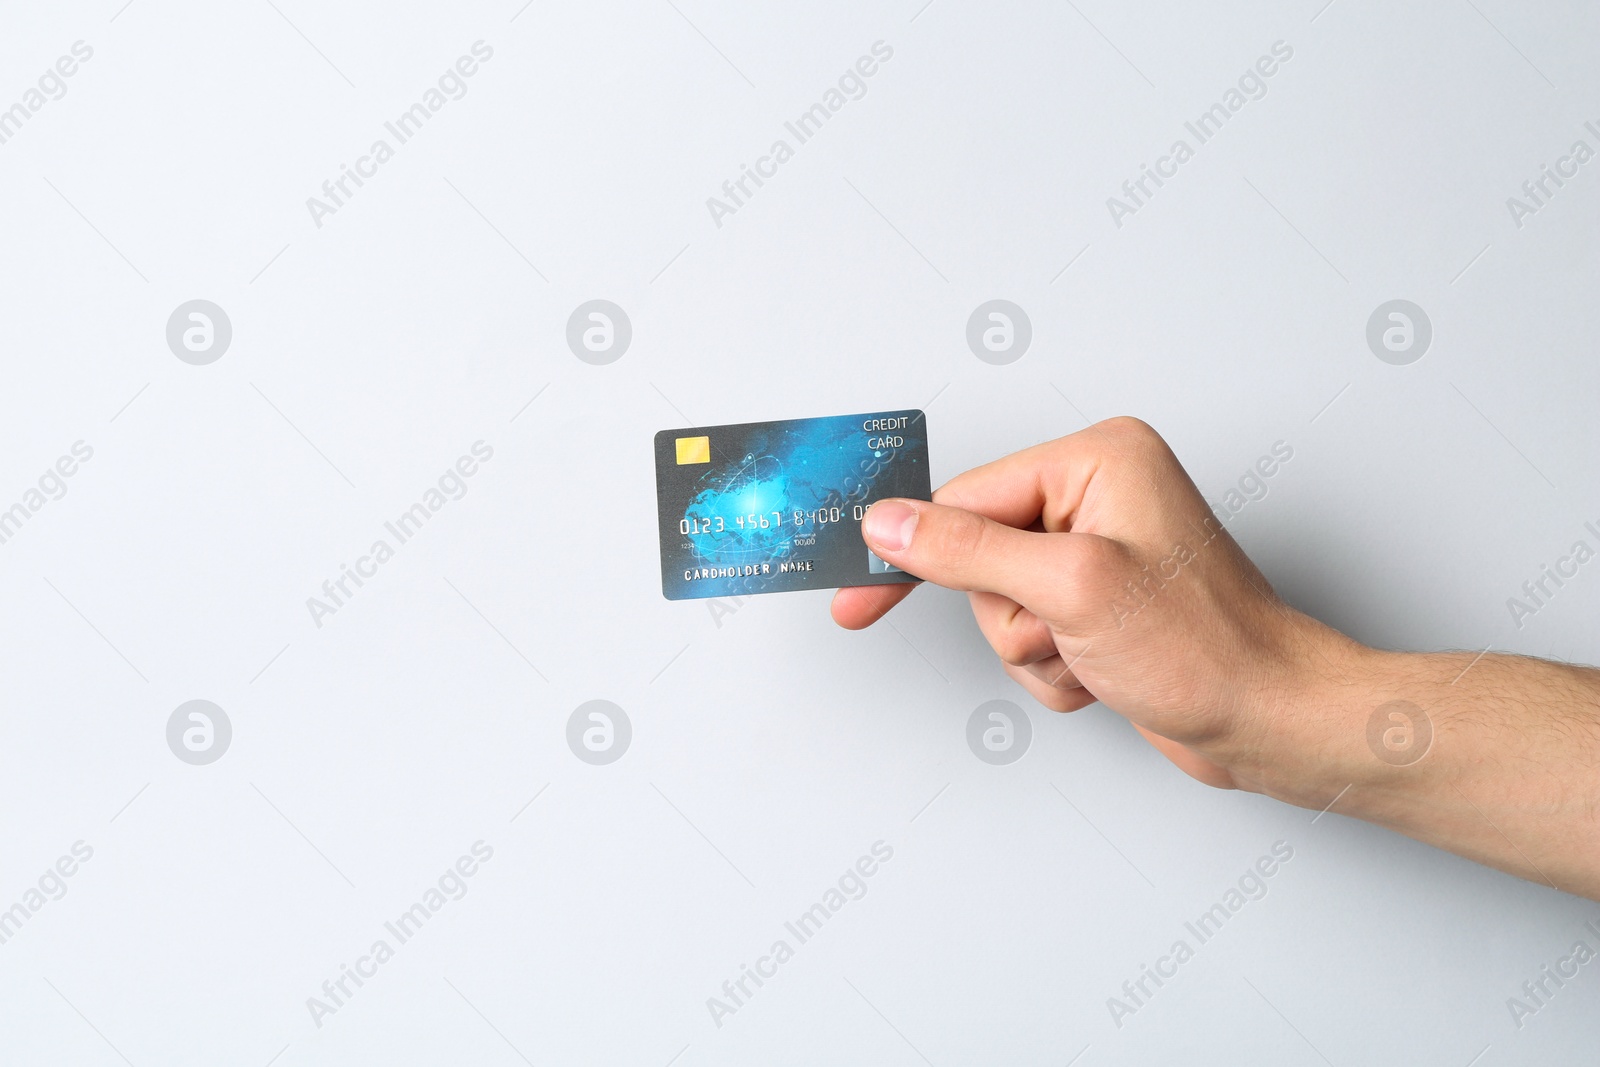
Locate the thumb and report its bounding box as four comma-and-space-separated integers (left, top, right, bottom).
861, 498, 1068, 606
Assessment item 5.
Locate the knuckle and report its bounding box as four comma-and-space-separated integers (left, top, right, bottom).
1099, 415, 1160, 447
1003, 661, 1080, 713
992, 627, 1036, 666
935, 508, 988, 575
1098, 416, 1176, 470
1045, 691, 1081, 713
1056, 536, 1111, 596
1043, 664, 1080, 690
930, 482, 971, 510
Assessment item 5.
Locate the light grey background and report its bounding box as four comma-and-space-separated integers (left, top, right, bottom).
2, 0, 1597, 1063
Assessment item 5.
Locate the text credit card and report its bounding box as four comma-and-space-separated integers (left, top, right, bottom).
653, 410, 931, 601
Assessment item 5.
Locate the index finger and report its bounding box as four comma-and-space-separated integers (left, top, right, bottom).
830, 581, 916, 630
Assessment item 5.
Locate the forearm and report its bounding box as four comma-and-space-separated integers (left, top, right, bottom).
1231, 624, 1600, 900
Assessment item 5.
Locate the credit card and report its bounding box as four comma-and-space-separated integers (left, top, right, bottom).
653, 409, 931, 601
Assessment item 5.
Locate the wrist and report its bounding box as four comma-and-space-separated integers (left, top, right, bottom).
1222, 616, 1391, 810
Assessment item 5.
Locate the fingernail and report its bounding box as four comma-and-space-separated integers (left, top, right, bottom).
863, 500, 918, 552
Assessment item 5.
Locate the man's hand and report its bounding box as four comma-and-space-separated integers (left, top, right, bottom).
834, 417, 1600, 900
834, 416, 1347, 791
